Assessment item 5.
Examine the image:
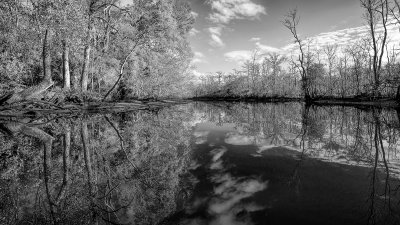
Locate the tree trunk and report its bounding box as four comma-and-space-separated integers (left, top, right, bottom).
103, 46, 138, 101
43, 29, 52, 82
81, 23, 92, 92
302, 77, 311, 101
56, 125, 71, 205
81, 44, 91, 92
4, 29, 54, 104
62, 40, 71, 90
81, 121, 94, 196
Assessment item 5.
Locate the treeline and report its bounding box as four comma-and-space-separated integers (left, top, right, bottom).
195, 0, 400, 101
0, 0, 195, 102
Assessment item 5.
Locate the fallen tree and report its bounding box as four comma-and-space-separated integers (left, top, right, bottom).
0, 29, 54, 106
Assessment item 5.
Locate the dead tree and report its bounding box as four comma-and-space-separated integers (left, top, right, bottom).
283, 8, 311, 101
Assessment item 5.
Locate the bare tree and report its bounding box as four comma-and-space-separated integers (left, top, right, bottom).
345, 43, 365, 96
389, 0, 400, 100
247, 50, 260, 94
283, 8, 310, 100
360, 0, 389, 98
338, 55, 349, 98
323, 44, 338, 97
266, 53, 286, 95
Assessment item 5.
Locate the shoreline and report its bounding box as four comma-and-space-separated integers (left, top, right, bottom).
0, 99, 190, 117
190, 96, 400, 109
1, 97, 399, 118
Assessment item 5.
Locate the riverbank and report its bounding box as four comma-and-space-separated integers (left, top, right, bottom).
0, 99, 189, 117
1, 95, 399, 118
191, 96, 400, 109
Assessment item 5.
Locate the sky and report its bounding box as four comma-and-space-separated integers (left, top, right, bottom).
187, 0, 398, 75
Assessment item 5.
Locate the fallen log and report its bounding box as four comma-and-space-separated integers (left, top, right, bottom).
1, 29, 54, 106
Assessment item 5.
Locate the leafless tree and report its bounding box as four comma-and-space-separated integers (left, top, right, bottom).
360, 0, 389, 97
323, 44, 338, 96
283, 8, 310, 100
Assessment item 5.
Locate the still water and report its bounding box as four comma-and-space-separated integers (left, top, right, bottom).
0, 102, 399, 225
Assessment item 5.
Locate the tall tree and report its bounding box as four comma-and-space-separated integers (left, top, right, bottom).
283, 8, 310, 100
360, 0, 389, 98
323, 44, 338, 96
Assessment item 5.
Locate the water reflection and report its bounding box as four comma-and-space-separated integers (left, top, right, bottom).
0, 103, 399, 224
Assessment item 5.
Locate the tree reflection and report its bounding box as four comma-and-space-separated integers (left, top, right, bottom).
0, 107, 195, 224
366, 109, 400, 225
189, 102, 400, 224
1, 103, 400, 224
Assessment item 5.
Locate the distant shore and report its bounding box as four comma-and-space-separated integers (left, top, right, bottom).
190, 96, 400, 109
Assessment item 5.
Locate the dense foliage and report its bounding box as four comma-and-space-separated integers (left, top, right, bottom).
0, 0, 195, 100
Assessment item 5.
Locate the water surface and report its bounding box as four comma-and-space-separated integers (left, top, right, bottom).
1, 102, 399, 225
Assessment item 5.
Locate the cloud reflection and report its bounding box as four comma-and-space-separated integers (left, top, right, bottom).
208, 147, 267, 225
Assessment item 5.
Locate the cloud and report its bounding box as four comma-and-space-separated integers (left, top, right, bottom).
255, 42, 281, 53
224, 50, 253, 64
190, 69, 206, 84
210, 34, 225, 47
192, 69, 204, 77
192, 58, 205, 64
205, 0, 266, 50
249, 37, 261, 42
224, 41, 281, 64
191, 11, 199, 19
208, 0, 266, 24
209, 27, 223, 36
192, 51, 207, 64
189, 28, 200, 36
208, 27, 225, 47
281, 19, 400, 57
194, 52, 205, 58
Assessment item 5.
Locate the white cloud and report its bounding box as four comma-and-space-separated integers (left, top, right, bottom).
208, 0, 266, 24
206, 0, 265, 49
189, 28, 200, 36
210, 34, 225, 47
192, 69, 204, 77
208, 26, 225, 47
255, 42, 281, 53
192, 58, 205, 64
190, 69, 207, 84
191, 11, 199, 19
195, 52, 205, 58
192, 51, 207, 64
224, 50, 253, 64
249, 37, 261, 42
209, 27, 223, 36
224, 40, 282, 64
281, 19, 400, 57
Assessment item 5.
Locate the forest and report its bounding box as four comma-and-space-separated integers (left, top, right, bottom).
0, 0, 195, 106
194, 0, 400, 104
2, 0, 400, 108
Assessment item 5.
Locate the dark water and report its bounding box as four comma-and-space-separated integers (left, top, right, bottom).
1, 102, 400, 225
